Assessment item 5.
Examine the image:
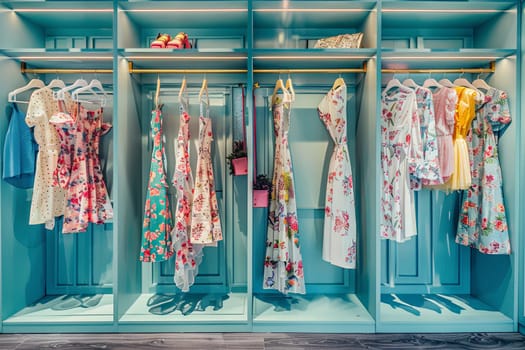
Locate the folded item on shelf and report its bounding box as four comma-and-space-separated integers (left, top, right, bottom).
313, 33, 363, 49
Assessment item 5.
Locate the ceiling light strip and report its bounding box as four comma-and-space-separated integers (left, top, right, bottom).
14, 9, 113, 13
122, 9, 247, 13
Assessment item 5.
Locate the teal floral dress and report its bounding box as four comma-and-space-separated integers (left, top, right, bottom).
140, 108, 174, 262
456, 88, 512, 254
263, 88, 305, 294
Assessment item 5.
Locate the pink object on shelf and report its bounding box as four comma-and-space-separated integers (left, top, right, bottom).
232, 157, 248, 175
253, 189, 269, 208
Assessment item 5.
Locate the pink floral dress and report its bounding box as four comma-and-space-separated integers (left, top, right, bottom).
380, 85, 423, 242
140, 108, 174, 262
51, 103, 113, 234
317, 81, 356, 269
172, 102, 203, 292
263, 88, 305, 294
190, 102, 223, 245
456, 88, 512, 254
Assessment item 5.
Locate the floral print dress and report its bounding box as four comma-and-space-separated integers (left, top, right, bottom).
51, 103, 113, 233
190, 102, 223, 245
140, 108, 174, 262
25, 88, 71, 229
172, 101, 203, 292
317, 81, 357, 269
456, 88, 512, 254
410, 85, 441, 189
263, 87, 305, 294
380, 85, 423, 242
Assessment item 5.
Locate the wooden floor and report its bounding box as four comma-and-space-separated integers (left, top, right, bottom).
0, 332, 525, 349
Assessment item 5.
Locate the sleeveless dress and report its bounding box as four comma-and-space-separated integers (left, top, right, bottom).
317, 81, 357, 269
190, 101, 223, 245
172, 100, 203, 292
456, 88, 512, 255
51, 103, 113, 233
140, 108, 174, 262
263, 88, 305, 294
3, 103, 37, 189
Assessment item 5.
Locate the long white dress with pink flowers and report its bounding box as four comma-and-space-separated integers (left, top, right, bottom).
317, 81, 357, 269
380, 85, 423, 242
263, 87, 305, 294
172, 101, 203, 292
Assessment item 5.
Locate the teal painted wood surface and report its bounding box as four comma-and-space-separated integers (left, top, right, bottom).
0, 0, 522, 334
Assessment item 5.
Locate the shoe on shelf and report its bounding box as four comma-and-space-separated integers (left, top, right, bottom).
167, 32, 192, 49
150, 33, 171, 48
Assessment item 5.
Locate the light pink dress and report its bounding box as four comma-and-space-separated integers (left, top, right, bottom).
427, 87, 457, 185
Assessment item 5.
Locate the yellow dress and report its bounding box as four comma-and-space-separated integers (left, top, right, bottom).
449, 86, 478, 191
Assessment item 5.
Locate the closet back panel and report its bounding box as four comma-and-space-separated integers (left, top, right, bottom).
252, 86, 358, 294
0, 60, 47, 320
138, 88, 244, 294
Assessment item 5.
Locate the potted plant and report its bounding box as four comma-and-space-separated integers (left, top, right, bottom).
227, 140, 248, 175
253, 174, 272, 208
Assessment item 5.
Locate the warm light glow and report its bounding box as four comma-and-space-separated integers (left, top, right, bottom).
17, 56, 112, 61
127, 56, 246, 60
14, 9, 113, 13
255, 9, 370, 13
383, 56, 504, 60
255, 55, 370, 60
121, 9, 247, 13
382, 9, 511, 14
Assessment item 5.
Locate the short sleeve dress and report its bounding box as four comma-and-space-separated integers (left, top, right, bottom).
25, 87, 69, 229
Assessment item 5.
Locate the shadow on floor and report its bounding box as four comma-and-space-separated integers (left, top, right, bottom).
146, 293, 230, 316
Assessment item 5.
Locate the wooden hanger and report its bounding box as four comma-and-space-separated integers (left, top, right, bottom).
154, 75, 161, 109
7, 78, 45, 103
285, 76, 295, 101
199, 77, 209, 105
271, 78, 286, 103
178, 76, 188, 105
332, 76, 345, 90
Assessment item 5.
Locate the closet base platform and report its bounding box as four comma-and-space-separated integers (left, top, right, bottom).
252, 293, 374, 333
2, 294, 114, 333
118, 292, 249, 332
378, 294, 514, 333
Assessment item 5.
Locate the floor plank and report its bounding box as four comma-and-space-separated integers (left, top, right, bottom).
0, 332, 524, 350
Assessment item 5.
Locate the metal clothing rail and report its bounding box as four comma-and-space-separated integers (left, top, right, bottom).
381, 61, 496, 74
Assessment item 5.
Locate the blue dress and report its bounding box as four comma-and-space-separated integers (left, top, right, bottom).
3, 103, 37, 188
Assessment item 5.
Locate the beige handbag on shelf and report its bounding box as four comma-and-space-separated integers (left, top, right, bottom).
313, 33, 364, 49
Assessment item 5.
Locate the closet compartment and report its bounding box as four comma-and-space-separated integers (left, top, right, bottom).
116, 1, 250, 328
520, 1, 525, 336
382, 1, 516, 51
378, 48, 519, 332
0, 1, 115, 333
118, 1, 248, 51
0, 55, 115, 333
251, 52, 378, 332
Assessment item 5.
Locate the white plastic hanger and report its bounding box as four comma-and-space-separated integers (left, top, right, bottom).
402, 78, 419, 89
384, 78, 403, 92
422, 77, 444, 89
453, 75, 485, 101
154, 75, 161, 109
178, 76, 188, 107
56, 78, 88, 100
47, 78, 65, 90
472, 77, 493, 91
438, 78, 455, 88
7, 78, 45, 103
72, 79, 107, 106
285, 75, 295, 101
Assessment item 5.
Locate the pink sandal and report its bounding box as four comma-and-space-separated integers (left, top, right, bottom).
167, 32, 192, 49
150, 33, 171, 48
